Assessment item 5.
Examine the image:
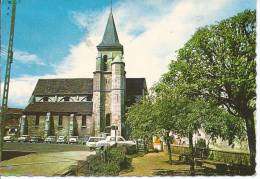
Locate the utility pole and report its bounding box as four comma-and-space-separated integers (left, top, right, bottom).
0, 0, 3, 164
0, 0, 17, 162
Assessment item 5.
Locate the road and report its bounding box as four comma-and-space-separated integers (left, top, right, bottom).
3, 142, 88, 153
1, 142, 94, 176
0, 150, 95, 176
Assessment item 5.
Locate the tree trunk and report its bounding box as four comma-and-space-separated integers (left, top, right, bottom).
166, 132, 172, 165
243, 111, 256, 174
144, 139, 148, 153
166, 137, 172, 165
189, 131, 195, 175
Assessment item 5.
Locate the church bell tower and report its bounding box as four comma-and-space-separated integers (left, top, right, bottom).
92, 11, 125, 136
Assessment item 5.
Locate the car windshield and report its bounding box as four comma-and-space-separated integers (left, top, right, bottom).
117, 137, 125, 141
70, 136, 78, 139
89, 138, 101, 142
59, 136, 64, 139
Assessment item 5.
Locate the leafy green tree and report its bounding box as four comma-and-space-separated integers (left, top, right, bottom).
154, 85, 245, 174
127, 83, 245, 175
126, 96, 157, 152
162, 10, 256, 171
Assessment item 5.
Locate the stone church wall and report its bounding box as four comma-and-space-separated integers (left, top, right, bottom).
27, 115, 46, 137
26, 114, 93, 138
53, 115, 70, 137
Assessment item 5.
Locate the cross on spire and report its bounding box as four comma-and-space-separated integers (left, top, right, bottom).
110, 0, 112, 12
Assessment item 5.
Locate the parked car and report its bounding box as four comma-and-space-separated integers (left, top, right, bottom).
44, 136, 56, 143
68, 136, 79, 144
96, 136, 137, 153
86, 137, 105, 150
3, 135, 17, 142
56, 136, 67, 144
81, 135, 91, 145
30, 136, 44, 143
18, 135, 30, 143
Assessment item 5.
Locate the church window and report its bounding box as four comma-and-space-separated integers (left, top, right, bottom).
106, 113, 111, 126
82, 115, 87, 127
87, 95, 92, 101
58, 115, 63, 126
35, 115, 40, 126
64, 96, 70, 102
103, 55, 108, 71
43, 96, 48, 102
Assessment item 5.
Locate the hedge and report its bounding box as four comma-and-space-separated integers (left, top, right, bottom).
83, 146, 131, 176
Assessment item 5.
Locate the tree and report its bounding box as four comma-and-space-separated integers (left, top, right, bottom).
154, 84, 246, 174
126, 90, 179, 164
162, 10, 256, 172
127, 83, 245, 175
126, 96, 157, 153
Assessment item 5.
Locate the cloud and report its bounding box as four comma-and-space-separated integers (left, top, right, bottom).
14, 49, 45, 65
7, 74, 57, 107
60, 0, 231, 85
6, 0, 250, 108
70, 10, 100, 33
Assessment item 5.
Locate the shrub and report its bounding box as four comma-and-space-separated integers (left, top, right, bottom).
85, 146, 131, 176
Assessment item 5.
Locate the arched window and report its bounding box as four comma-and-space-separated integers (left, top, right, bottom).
103, 55, 108, 71
82, 115, 87, 127
58, 115, 63, 126
35, 115, 40, 126
106, 113, 111, 126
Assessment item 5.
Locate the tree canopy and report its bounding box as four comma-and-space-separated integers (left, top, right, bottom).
161, 9, 256, 170
126, 9, 256, 173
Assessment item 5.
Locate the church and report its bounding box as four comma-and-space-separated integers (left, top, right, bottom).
20, 11, 147, 139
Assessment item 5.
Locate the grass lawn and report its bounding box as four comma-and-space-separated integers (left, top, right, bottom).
120, 152, 191, 176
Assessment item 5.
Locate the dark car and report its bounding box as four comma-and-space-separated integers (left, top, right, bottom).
30, 136, 44, 143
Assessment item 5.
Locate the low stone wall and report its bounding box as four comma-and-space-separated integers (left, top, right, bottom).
171, 145, 250, 166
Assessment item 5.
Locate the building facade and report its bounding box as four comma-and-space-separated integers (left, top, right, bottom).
22, 12, 147, 138
2, 108, 23, 136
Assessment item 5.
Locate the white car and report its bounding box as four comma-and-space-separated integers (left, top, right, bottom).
96, 136, 136, 150
3, 135, 17, 142
18, 135, 30, 143
86, 137, 105, 150
68, 136, 79, 144
44, 136, 56, 143
56, 136, 67, 144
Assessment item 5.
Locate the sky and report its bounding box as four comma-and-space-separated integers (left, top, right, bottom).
0, 0, 256, 108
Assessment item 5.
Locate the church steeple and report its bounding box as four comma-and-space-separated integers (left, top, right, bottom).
97, 12, 123, 52
93, 7, 126, 137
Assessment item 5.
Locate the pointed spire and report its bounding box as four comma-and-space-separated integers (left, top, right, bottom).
97, 11, 123, 51
110, 0, 112, 13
